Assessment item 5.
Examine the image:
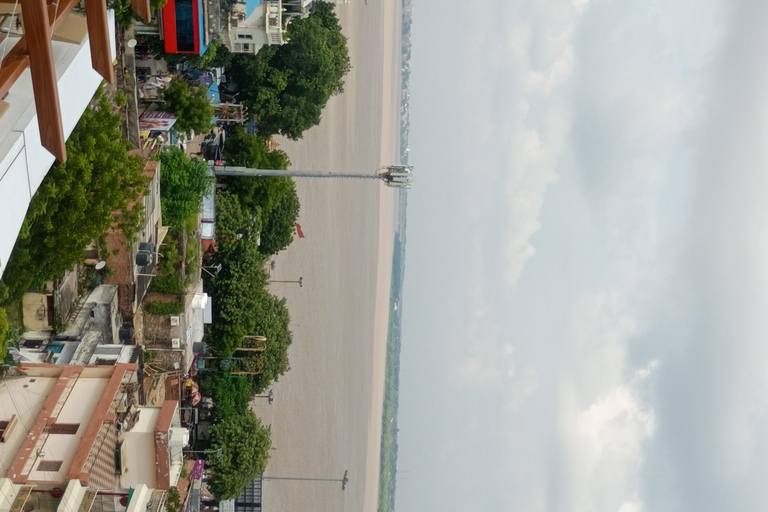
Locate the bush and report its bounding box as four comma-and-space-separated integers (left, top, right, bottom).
201, 371, 255, 420
144, 350, 158, 363
0, 308, 8, 348
166, 487, 181, 512
158, 148, 215, 231
144, 301, 184, 315
148, 274, 184, 294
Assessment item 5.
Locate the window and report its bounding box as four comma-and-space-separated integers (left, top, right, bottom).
242, 43, 251, 52
174, 0, 195, 52
49, 423, 80, 435
37, 460, 63, 472
237, 34, 253, 40
0, 415, 17, 443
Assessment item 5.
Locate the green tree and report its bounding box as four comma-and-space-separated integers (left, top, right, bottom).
257, 184, 300, 256
204, 192, 293, 390
222, 127, 290, 170
110, 0, 167, 28
159, 80, 214, 137
208, 411, 272, 499
158, 148, 215, 230
0, 87, 147, 305
247, 292, 292, 392
227, 2, 351, 139
200, 371, 254, 420
220, 127, 298, 254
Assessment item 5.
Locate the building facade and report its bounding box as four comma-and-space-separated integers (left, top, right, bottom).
0, 364, 183, 491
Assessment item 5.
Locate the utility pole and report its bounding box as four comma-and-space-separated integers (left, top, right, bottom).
209, 164, 414, 189
263, 470, 350, 490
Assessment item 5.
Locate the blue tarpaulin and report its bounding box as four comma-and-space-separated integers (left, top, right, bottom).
244, 0, 262, 17
207, 82, 220, 103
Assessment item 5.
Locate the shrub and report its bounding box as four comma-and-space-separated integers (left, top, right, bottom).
148, 274, 184, 295
144, 301, 184, 315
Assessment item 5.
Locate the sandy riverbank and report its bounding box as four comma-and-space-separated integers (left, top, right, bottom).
253, 0, 401, 509
361, 0, 401, 508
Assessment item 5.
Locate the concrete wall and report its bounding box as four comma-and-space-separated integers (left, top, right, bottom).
119, 407, 160, 489
26, 377, 108, 483
0, 377, 57, 476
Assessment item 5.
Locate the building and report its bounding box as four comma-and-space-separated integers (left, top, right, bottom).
221, 0, 285, 54
104, 160, 168, 318
220, 476, 263, 512
160, 0, 220, 55
0, 11, 117, 280
15, 284, 138, 366
0, 476, 168, 512
0, 364, 184, 491
0, 364, 139, 488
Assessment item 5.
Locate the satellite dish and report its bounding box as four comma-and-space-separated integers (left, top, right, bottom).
95, 260, 107, 270
127, 39, 138, 48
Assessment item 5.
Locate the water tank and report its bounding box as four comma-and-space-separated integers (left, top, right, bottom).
135, 252, 152, 266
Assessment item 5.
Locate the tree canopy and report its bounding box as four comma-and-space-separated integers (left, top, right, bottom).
221, 128, 299, 255
207, 411, 272, 499
227, 2, 351, 139
158, 148, 215, 230
200, 371, 255, 421
159, 80, 214, 137
0, 87, 147, 305
222, 127, 291, 170
204, 191, 293, 391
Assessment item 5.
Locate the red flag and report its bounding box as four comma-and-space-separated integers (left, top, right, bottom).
296, 224, 305, 238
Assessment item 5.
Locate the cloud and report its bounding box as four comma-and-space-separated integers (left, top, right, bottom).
556, 292, 657, 512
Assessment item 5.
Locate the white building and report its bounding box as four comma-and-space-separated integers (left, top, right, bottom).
0, 11, 117, 280
223, 0, 285, 54
221, 0, 319, 54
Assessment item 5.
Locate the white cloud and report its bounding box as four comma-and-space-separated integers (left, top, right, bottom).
556, 292, 656, 512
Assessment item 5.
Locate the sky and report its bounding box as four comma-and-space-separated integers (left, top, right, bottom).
398, 0, 768, 511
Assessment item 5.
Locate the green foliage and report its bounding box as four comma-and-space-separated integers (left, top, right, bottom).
145, 301, 184, 315
0, 87, 148, 306
110, 0, 167, 28
207, 411, 272, 499
149, 238, 185, 294
205, 192, 292, 391
144, 350, 158, 363
201, 371, 254, 420
0, 309, 8, 350
159, 80, 214, 137
258, 185, 300, 256
166, 487, 181, 512
220, 126, 298, 254
148, 274, 184, 294
158, 147, 214, 230
227, 2, 351, 139
223, 126, 291, 171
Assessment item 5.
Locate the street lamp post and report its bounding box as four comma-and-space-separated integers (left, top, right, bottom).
202, 263, 223, 278
262, 470, 349, 490
184, 448, 223, 458
269, 277, 303, 287
254, 389, 274, 404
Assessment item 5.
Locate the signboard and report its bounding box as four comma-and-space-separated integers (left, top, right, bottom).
139, 111, 178, 132
191, 459, 206, 480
